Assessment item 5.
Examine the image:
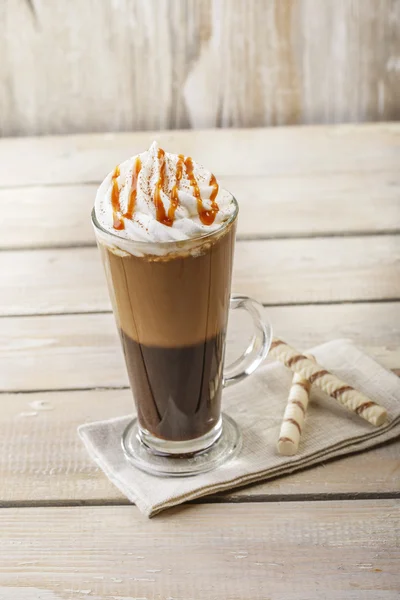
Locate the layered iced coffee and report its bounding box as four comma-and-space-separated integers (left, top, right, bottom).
94, 142, 237, 445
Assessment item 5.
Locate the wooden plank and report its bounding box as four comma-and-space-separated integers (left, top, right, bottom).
1, 0, 399, 136
0, 185, 97, 249
0, 387, 399, 505
0, 502, 398, 598
0, 123, 399, 187
1, 302, 399, 392
1, 170, 400, 248
2, 236, 400, 317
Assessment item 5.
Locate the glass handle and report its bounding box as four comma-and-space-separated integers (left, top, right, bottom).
223, 295, 273, 388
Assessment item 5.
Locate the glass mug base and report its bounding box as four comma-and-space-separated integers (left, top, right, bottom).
139, 416, 224, 456
121, 414, 242, 477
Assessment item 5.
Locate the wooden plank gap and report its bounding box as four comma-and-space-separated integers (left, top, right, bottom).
2, 297, 400, 320
3, 229, 400, 253
1, 491, 399, 510
0, 386, 130, 395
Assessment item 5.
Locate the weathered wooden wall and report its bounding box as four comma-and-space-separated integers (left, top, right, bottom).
0, 0, 399, 136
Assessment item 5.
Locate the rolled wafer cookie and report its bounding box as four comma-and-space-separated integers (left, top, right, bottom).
277, 358, 313, 456
270, 338, 387, 427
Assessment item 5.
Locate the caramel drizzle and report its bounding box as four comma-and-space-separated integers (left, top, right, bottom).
184, 157, 219, 226
111, 157, 142, 231
111, 166, 124, 230
154, 151, 185, 228
209, 173, 219, 203
153, 149, 220, 227
165, 154, 184, 227
113, 147, 220, 230
154, 148, 169, 225
124, 157, 142, 220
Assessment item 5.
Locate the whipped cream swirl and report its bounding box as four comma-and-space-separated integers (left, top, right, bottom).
94, 141, 235, 245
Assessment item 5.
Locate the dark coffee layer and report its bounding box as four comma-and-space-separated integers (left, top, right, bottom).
120, 329, 225, 441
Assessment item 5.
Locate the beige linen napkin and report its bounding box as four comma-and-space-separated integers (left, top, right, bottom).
78, 340, 400, 517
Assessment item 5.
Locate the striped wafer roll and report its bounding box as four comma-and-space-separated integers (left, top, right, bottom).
270, 338, 387, 427
277, 358, 313, 456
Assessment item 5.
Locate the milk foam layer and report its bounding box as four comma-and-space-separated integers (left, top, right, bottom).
94, 141, 235, 249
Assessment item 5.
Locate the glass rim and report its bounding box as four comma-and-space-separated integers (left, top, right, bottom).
91, 190, 238, 251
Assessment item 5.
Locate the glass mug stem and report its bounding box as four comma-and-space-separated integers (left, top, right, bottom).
137, 294, 272, 457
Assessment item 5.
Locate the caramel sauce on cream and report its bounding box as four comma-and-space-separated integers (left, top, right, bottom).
112, 148, 220, 231
166, 154, 184, 227
124, 157, 142, 221
184, 157, 219, 226
111, 166, 124, 231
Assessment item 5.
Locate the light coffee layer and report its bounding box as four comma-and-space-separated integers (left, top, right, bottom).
98, 221, 236, 348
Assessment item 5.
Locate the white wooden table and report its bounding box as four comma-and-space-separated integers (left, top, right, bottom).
0, 124, 399, 599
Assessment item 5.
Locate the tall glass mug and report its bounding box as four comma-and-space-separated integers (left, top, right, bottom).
92, 194, 272, 476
